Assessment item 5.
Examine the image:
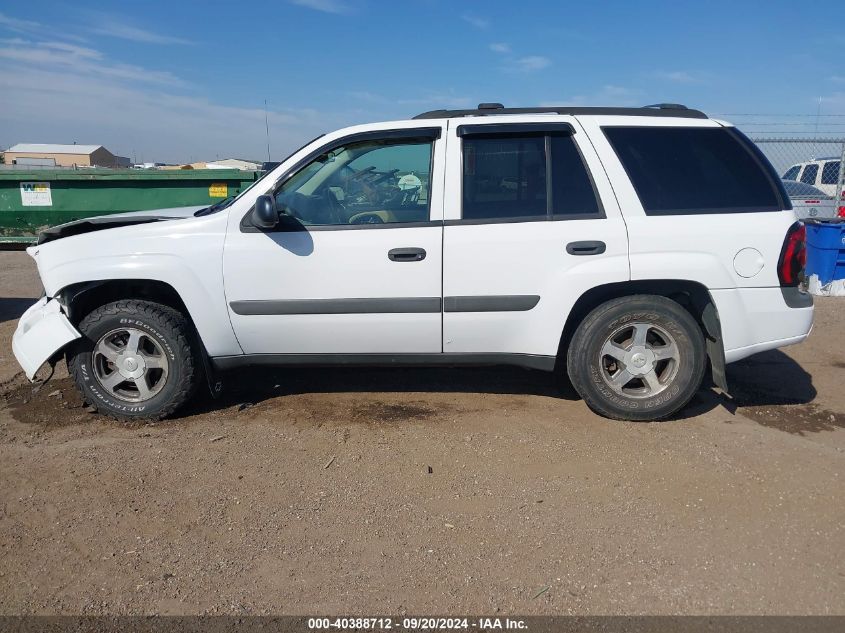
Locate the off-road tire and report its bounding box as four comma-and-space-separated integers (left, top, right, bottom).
67, 300, 199, 421
566, 295, 706, 421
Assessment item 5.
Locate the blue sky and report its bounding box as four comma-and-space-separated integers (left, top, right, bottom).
1, 0, 843, 163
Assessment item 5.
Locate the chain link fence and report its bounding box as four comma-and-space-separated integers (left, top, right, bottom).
750, 137, 845, 218
720, 113, 845, 218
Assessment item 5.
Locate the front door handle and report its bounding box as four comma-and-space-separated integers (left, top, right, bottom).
566, 240, 606, 256
388, 247, 426, 262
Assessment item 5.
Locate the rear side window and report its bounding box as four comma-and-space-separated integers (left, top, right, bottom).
603, 127, 782, 215
782, 165, 801, 180
463, 136, 547, 220
800, 164, 818, 185
821, 160, 841, 185
462, 133, 600, 221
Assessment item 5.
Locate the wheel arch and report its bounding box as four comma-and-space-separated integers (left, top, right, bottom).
557, 279, 728, 392
58, 279, 192, 329
56, 279, 224, 397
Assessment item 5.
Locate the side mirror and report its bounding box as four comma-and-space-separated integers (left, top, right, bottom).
252, 195, 278, 229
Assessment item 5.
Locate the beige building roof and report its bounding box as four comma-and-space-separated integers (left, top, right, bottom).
8, 143, 104, 155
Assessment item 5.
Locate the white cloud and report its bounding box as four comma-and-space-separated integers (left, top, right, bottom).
508, 55, 551, 73
489, 42, 510, 53
0, 39, 182, 85
462, 13, 490, 29
290, 0, 352, 14
88, 17, 192, 45
652, 70, 705, 84
397, 94, 473, 109
820, 92, 845, 108
541, 85, 642, 107
349, 90, 473, 110
0, 11, 42, 35
40, 41, 102, 59
0, 36, 341, 163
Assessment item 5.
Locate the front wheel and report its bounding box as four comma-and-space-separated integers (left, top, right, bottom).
67, 300, 200, 421
566, 295, 706, 421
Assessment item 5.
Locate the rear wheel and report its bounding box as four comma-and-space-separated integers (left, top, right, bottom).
566, 295, 706, 421
67, 300, 200, 421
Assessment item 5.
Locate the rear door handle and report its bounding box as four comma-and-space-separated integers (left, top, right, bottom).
388, 247, 426, 262
566, 240, 606, 256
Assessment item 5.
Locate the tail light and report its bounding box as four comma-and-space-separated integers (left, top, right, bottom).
777, 222, 806, 287
838, 206, 845, 218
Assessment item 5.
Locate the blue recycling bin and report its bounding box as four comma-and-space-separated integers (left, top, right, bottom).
804, 219, 845, 296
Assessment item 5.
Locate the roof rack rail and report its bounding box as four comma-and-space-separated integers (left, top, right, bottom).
413, 103, 707, 120
642, 103, 689, 110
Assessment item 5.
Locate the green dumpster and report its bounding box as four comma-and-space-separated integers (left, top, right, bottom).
0, 169, 261, 244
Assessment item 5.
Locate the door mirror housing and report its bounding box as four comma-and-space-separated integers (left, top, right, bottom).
252, 195, 278, 229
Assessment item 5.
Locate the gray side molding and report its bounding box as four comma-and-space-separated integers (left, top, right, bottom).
444, 295, 540, 312
230, 295, 541, 315
230, 297, 442, 315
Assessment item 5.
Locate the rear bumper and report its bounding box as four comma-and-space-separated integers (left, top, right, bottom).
12, 297, 81, 379
712, 287, 814, 364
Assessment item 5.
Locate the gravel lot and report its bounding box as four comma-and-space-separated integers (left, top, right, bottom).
0, 250, 843, 615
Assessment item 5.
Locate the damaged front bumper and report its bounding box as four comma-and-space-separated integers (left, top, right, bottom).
12, 297, 81, 380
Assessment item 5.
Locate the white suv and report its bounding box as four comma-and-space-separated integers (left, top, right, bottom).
12, 103, 814, 422
782, 157, 842, 197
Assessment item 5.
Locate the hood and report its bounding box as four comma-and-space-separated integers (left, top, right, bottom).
37, 205, 205, 245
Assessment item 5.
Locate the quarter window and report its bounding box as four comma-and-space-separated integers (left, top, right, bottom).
274, 138, 433, 226
604, 127, 781, 215
800, 163, 818, 185
461, 133, 601, 221
821, 160, 841, 185
550, 136, 601, 217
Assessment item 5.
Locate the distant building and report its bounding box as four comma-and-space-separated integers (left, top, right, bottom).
205, 158, 261, 171
4, 144, 131, 168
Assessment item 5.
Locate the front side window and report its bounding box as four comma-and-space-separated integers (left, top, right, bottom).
800, 163, 818, 185
821, 160, 841, 185
782, 165, 801, 180
604, 126, 781, 215
461, 133, 600, 221
274, 137, 432, 226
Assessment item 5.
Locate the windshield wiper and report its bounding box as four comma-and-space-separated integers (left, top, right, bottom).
194, 196, 235, 216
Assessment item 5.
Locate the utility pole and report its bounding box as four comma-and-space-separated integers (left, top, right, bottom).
264, 99, 271, 163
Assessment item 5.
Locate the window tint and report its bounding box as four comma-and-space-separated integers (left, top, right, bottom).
550, 136, 600, 217
275, 138, 432, 226
603, 127, 781, 215
800, 163, 818, 185
821, 160, 841, 185
461, 134, 600, 220
462, 136, 546, 220
782, 165, 800, 180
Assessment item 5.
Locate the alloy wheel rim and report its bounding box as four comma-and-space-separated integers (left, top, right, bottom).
598, 321, 681, 399
91, 327, 169, 402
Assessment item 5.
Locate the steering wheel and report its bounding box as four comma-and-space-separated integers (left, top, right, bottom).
350, 213, 384, 225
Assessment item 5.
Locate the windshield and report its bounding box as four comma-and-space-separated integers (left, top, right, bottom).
193, 133, 325, 216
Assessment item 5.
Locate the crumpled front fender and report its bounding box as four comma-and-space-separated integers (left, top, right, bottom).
12, 297, 81, 380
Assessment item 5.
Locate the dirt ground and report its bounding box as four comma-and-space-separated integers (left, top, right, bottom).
0, 250, 843, 616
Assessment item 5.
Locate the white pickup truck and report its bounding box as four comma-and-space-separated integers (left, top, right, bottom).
13, 103, 813, 422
